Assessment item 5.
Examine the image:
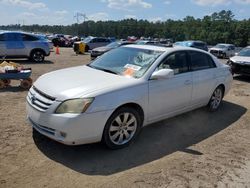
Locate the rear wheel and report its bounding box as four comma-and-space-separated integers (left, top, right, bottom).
2, 79, 11, 86
85, 45, 89, 52
0, 80, 5, 89
30, 50, 45, 63
20, 79, 32, 89
102, 107, 142, 149
208, 86, 223, 112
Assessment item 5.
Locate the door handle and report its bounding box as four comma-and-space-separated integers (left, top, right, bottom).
184, 80, 192, 85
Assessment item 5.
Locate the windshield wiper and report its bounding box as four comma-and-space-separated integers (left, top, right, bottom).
98, 68, 118, 75
87, 64, 118, 75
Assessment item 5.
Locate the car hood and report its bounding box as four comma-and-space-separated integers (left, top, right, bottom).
92, 46, 113, 52
230, 56, 250, 65
33, 65, 138, 101
210, 47, 225, 51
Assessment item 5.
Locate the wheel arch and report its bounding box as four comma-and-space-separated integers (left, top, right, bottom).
30, 48, 46, 57
114, 102, 145, 124
217, 84, 225, 98
101, 102, 145, 149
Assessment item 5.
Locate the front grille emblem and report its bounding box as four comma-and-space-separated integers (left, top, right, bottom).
31, 94, 36, 104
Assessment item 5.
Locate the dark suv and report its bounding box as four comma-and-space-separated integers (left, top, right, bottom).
0, 31, 51, 62
174, 41, 208, 51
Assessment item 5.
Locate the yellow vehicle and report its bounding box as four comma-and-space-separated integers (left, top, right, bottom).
73, 42, 86, 54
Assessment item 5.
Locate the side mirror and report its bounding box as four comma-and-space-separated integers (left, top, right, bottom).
150, 69, 174, 80
235, 52, 238, 56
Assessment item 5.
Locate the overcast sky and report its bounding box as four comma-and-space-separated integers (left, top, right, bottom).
0, 0, 249, 25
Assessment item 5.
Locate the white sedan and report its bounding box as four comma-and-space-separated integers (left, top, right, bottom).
26, 45, 233, 149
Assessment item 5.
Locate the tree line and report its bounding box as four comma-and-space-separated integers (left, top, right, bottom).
1, 10, 249, 47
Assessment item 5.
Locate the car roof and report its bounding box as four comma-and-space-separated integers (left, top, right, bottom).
216, 43, 234, 46
0, 31, 37, 36
184, 40, 206, 43
122, 44, 209, 54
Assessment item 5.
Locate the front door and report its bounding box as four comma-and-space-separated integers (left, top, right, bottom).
148, 51, 192, 122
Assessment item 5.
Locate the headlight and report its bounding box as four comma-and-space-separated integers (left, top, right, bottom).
55, 98, 94, 114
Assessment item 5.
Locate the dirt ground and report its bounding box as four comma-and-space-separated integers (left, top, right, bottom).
0, 47, 250, 188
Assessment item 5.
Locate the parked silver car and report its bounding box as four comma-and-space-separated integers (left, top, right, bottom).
76, 36, 112, 52
209, 44, 235, 59
0, 31, 51, 62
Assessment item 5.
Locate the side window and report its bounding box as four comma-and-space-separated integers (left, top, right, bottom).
207, 55, 216, 68
5, 33, 20, 41
92, 38, 98, 43
105, 39, 110, 42
21, 34, 39, 41
229, 46, 235, 50
189, 51, 215, 71
158, 51, 189, 74
99, 38, 106, 42
0, 34, 5, 41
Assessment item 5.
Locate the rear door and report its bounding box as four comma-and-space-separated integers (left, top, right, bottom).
21, 33, 40, 56
188, 50, 217, 106
96, 38, 108, 48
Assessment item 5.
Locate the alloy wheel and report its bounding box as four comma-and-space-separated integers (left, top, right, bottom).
210, 87, 223, 110
108, 112, 137, 145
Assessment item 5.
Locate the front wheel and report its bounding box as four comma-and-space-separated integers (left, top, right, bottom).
208, 86, 223, 112
102, 107, 142, 149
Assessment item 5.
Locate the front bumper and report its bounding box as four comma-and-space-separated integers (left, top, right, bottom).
90, 51, 104, 59
26, 101, 113, 145
210, 50, 226, 58
229, 62, 250, 76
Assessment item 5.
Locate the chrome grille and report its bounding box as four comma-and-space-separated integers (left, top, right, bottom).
27, 86, 56, 112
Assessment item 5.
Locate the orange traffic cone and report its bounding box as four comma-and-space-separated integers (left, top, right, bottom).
56, 46, 60, 55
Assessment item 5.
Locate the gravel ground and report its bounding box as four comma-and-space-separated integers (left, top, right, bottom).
0, 47, 250, 188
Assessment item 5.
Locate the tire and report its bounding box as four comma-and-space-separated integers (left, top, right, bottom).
102, 107, 142, 149
30, 50, 45, 63
2, 79, 11, 86
20, 79, 32, 89
208, 86, 223, 112
85, 45, 89, 52
0, 80, 5, 89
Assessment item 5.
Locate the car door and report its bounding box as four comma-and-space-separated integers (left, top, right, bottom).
0, 33, 7, 57
4, 33, 24, 56
148, 51, 192, 122
188, 50, 217, 106
229, 45, 235, 57
96, 38, 107, 48
21, 33, 39, 56
88, 38, 98, 50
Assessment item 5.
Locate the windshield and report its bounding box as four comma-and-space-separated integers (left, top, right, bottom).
89, 47, 163, 78
238, 48, 250, 57
137, 41, 147, 45
215, 44, 227, 49
106, 42, 120, 48
83, 37, 92, 43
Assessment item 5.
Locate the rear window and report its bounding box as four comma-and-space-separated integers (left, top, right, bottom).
21, 34, 39, 41
189, 51, 216, 71
194, 42, 205, 47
